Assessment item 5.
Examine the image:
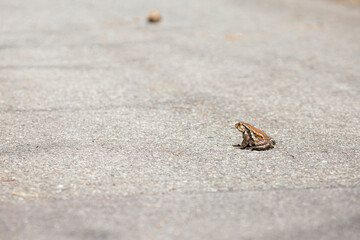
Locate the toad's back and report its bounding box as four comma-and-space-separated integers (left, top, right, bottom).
242, 122, 270, 140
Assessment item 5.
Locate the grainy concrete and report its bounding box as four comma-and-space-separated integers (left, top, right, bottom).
1, 0, 359, 239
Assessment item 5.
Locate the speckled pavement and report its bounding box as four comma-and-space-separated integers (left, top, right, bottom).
1, 0, 359, 239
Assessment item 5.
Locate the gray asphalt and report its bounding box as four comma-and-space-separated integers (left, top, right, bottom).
1, 0, 360, 239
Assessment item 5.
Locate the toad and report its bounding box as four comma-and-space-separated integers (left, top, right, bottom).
234, 121, 276, 151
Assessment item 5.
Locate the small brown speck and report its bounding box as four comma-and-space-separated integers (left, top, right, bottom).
225, 34, 242, 41
12, 191, 39, 198
1, 176, 15, 182
147, 10, 161, 23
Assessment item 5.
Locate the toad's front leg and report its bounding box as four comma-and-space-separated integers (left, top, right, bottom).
234, 134, 250, 149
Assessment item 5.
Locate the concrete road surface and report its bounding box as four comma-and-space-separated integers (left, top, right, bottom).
1, 0, 359, 239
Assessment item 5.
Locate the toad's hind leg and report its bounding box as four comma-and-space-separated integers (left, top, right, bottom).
249, 141, 274, 151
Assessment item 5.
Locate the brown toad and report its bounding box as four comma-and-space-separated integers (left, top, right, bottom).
234, 121, 276, 151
